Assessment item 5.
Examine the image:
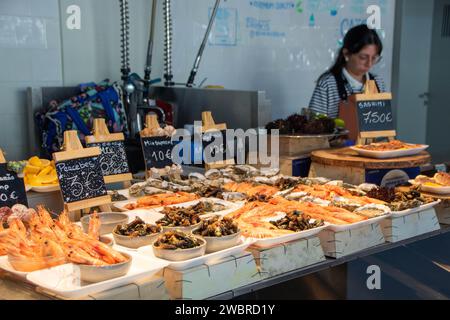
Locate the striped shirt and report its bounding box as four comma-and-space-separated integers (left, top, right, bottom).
309, 71, 387, 118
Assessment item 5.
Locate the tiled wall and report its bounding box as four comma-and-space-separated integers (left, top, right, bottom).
0, 0, 63, 160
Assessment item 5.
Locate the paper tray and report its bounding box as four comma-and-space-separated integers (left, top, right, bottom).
26, 252, 168, 299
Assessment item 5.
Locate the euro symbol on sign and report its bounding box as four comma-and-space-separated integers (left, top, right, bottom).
366, 265, 381, 290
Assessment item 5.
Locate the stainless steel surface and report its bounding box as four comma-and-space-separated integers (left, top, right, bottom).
186, 0, 222, 87
163, 0, 174, 86
152, 236, 206, 261
80, 213, 129, 236
79, 252, 132, 283
201, 232, 242, 253
113, 229, 161, 249
147, 86, 272, 130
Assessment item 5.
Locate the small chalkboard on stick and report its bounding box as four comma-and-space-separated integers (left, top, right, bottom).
85, 119, 132, 185
140, 114, 174, 172
0, 149, 28, 208
53, 131, 110, 212
202, 111, 235, 170
339, 80, 396, 144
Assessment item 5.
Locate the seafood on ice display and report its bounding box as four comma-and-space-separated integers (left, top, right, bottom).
153, 231, 203, 250
159, 201, 228, 217
0, 207, 129, 272
114, 217, 161, 237
353, 140, 425, 151
123, 192, 199, 210
193, 216, 239, 238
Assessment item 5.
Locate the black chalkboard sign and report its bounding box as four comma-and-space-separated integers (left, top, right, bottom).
0, 164, 28, 208
86, 141, 130, 176
141, 136, 174, 169
202, 130, 234, 163
55, 157, 107, 204
357, 100, 395, 132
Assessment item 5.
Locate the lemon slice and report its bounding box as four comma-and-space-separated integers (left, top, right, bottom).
28, 156, 42, 167
39, 159, 51, 168
37, 166, 53, 177
24, 165, 41, 175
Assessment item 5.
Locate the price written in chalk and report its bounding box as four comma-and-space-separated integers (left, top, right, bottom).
202, 130, 233, 163
141, 136, 174, 169
357, 99, 395, 132
56, 157, 107, 204
86, 141, 130, 177
0, 164, 28, 207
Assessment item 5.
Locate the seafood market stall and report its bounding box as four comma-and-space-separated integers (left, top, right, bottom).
1, 162, 450, 300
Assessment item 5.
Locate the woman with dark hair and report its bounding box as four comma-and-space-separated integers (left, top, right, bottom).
309, 24, 386, 118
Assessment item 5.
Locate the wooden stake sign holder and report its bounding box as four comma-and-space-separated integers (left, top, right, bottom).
318, 223, 385, 259
53, 131, 111, 220
85, 118, 133, 186
140, 114, 177, 179
340, 80, 396, 145
380, 208, 441, 243
247, 237, 326, 278
201, 111, 235, 170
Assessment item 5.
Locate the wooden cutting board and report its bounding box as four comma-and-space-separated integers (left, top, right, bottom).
311, 148, 431, 169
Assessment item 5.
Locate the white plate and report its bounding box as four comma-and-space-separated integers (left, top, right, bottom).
26, 252, 168, 299
30, 185, 60, 193
112, 195, 197, 212
0, 256, 29, 278
125, 210, 165, 224
350, 145, 429, 159
137, 237, 253, 271
390, 200, 441, 218
409, 180, 450, 195
326, 214, 390, 232
151, 198, 242, 218
247, 224, 329, 249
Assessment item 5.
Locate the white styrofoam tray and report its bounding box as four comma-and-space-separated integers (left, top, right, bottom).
389, 200, 441, 218
247, 224, 329, 249
325, 214, 390, 232
25, 252, 168, 299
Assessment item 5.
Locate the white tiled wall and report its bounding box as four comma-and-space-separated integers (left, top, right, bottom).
0, 0, 63, 160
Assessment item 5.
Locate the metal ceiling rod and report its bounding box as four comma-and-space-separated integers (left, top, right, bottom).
163, 0, 174, 87
186, 0, 221, 88
119, 0, 131, 85
144, 0, 158, 93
